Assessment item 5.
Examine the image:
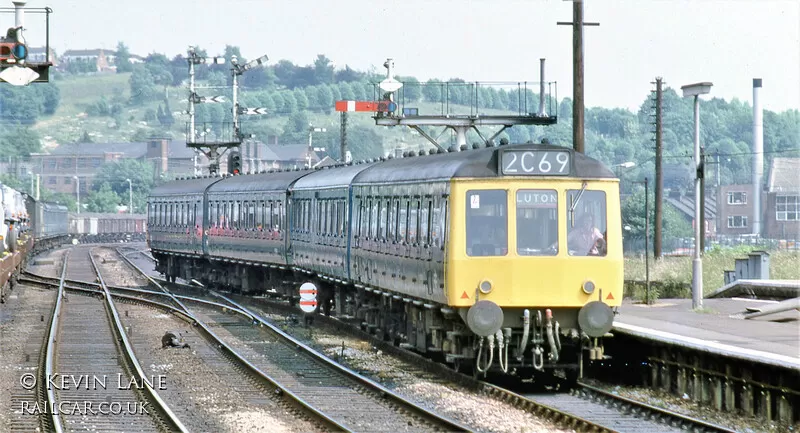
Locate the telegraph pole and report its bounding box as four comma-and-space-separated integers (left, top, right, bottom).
558, 0, 599, 154
653, 78, 664, 259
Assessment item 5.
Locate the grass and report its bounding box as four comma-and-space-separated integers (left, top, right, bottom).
34, 73, 544, 151
625, 246, 800, 299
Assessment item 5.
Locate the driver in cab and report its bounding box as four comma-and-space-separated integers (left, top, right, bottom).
568, 214, 605, 256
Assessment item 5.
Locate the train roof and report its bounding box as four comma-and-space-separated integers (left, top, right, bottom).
291, 162, 378, 190
352, 142, 615, 184
150, 176, 222, 197
208, 169, 312, 194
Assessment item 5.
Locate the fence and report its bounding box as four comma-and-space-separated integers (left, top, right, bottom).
623, 234, 800, 256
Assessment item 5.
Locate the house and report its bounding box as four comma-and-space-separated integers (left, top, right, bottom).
238, 136, 326, 172
59, 49, 117, 73
715, 157, 800, 240
27, 47, 57, 65
764, 158, 800, 239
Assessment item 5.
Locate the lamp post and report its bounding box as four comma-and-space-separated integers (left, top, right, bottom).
681, 82, 713, 310
613, 161, 636, 194
73, 176, 80, 214
125, 178, 133, 214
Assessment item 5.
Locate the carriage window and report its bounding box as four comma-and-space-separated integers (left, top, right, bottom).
409, 201, 419, 244
277, 201, 283, 231
256, 201, 264, 229
517, 190, 558, 256
357, 200, 364, 238
566, 190, 607, 257
339, 200, 346, 236
264, 200, 277, 230
420, 200, 431, 245
371, 200, 379, 239
400, 200, 411, 243
466, 190, 508, 257
431, 198, 441, 247
379, 200, 388, 241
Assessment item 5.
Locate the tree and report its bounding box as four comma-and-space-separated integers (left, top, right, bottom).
115, 41, 133, 73
0, 126, 41, 157
129, 65, 158, 105
313, 54, 335, 85
398, 76, 421, 102
347, 126, 384, 159
39, 83, 61, 115
145, 63, 173, 86
317, 85, 334, 114
293, 88, 309, 111
85, 182, 122, 213
338, 82, 354, 100
334, 65, 364, 82
92, 159, 156, 199
281, 111, 310, 143
422, 79, 442, 103
281, 91, 297, 113
273, 59, 296, 87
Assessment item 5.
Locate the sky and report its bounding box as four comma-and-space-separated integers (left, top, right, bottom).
17, 0, 800, 113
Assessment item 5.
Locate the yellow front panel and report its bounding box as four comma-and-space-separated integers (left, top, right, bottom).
446, 178, 623, 308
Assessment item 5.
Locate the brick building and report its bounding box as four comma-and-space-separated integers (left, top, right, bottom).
716, 157, 800, 240
28, 137, 330, 199
29, 139, 204, 197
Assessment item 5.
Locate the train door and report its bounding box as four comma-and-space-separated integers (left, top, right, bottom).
192, 200, 200, 254
285, 196, 295, 265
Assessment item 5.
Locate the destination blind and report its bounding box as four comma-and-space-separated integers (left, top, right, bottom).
500, 150, 571, 176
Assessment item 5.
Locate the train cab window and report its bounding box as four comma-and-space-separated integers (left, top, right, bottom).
566, 190, 607, 257
466, 190, 508, 257
516, 190, 558, 256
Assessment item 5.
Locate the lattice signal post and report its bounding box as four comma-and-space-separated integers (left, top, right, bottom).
0, 2, 52, 86
184, 48, 269, 175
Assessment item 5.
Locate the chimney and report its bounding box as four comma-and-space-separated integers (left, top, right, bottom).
752, 79, 763, 236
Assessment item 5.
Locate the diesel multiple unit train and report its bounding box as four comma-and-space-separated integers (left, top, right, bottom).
148, 142, 623, 379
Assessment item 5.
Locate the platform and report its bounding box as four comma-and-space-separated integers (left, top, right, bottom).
614, 298, 800, 369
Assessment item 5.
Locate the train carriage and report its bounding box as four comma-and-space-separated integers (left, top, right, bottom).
148, 141, 623, 381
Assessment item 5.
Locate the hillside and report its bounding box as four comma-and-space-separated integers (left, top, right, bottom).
33, 72, 525, 157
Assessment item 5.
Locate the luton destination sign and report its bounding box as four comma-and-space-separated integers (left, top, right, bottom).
500, 150, 571, 176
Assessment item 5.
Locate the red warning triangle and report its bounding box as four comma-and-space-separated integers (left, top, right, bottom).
461, 291, 470, 299
606, 293, 615, 300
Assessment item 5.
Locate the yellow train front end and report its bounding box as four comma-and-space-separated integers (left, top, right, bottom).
445, 147, 622, 378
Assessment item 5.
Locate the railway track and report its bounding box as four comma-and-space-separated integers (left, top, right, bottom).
233, 293, 740, 433
27, 247, 471, 432
37, 247, 186, 432
113, 248, 472, 432
25, 245, 740, 432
